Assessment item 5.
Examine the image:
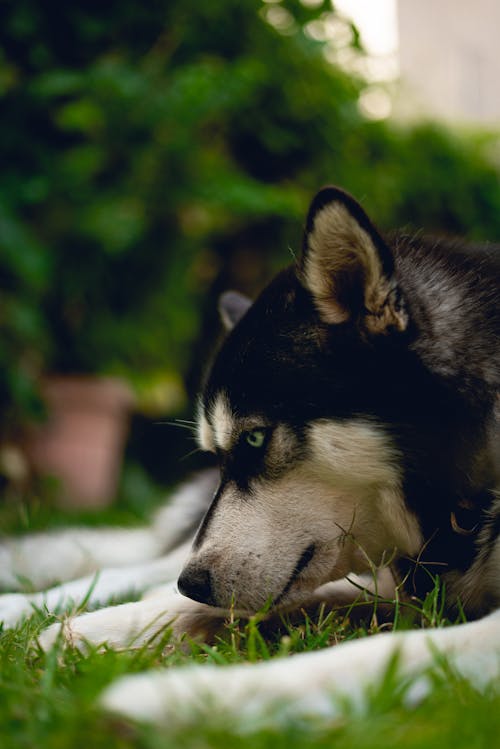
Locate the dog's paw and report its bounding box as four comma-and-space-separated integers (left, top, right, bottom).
0, 593, 36, 628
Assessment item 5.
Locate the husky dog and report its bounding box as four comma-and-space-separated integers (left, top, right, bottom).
1, 187, 499, 726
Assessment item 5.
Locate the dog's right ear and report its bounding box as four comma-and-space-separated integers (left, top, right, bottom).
218, 290, 252, 330
301, 187, 407, 335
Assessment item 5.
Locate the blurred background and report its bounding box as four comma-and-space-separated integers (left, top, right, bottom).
1, 0, 499, 524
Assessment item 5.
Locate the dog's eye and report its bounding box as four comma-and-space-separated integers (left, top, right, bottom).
244, 428, 267, 449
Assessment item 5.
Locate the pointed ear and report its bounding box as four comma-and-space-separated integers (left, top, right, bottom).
218, 290, 252, 330
301, 187, 408, 334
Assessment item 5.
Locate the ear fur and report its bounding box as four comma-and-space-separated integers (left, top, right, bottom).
218, 290, 252, 330
301, 187, 407, 334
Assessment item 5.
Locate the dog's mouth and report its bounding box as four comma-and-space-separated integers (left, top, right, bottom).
273, 543, 316, 606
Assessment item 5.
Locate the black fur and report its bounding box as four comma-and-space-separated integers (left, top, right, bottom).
202, 188, 500, 615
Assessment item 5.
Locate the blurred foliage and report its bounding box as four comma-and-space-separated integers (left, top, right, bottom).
0, 0, 500, 433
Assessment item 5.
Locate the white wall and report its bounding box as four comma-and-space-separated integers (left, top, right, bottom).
398, 0, 500, 124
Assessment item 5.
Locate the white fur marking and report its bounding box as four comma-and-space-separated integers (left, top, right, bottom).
196, 393, 235, 452
197, 402, 215, 452
308, 419, 422, 557
211, 393, 235, 451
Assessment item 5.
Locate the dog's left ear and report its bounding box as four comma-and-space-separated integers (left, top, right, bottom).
218, 290, 252, 330
301, 187, 408, 334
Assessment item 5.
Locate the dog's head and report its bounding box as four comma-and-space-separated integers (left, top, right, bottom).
178, 188, 423, 610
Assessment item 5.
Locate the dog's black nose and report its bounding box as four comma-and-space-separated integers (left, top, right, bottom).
177, 566, 215, 606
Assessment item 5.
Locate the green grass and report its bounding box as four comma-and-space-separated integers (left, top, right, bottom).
1, 595, 499, 749
0, 501, 499, 748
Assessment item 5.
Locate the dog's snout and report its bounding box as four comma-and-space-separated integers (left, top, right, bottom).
177, 566, 215, 606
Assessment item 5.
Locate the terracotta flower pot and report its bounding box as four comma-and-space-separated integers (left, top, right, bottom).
26, 377, 134, 510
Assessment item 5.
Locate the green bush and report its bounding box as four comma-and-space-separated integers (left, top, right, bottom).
0, 0, 499, 432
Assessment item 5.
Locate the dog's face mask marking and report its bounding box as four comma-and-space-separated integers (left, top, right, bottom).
179, 188, 422, 611
181, 402, 421, 610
